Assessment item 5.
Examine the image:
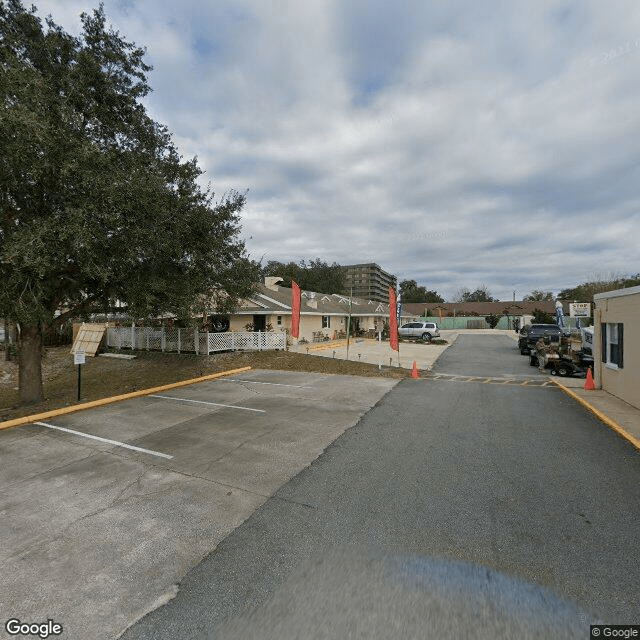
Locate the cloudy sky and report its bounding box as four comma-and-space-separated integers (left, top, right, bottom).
35, 0, 640, 301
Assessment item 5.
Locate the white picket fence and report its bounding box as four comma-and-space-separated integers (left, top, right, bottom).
106, 326, 286, 355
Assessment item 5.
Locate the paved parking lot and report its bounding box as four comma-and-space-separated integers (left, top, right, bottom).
0, 369, 397, 640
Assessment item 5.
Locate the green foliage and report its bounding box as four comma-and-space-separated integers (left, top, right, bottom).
523, 290, 555, 302
262, 259, 346, 294
399, 279, 444, 303
557, 274, 640, 303
532, 308, 556, 324
0, 1, 257, 329
454, 285, 496, 302
484, 314, 500, 328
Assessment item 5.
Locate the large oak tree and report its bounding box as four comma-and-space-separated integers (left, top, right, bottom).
1, 1, 256, 403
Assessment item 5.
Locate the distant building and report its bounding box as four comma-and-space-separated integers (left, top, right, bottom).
344, 263, 397, 303
402, 300, 566, 331
402, 300, 560, 318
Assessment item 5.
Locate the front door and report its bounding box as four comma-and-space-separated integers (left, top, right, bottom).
253, 315, 266, 331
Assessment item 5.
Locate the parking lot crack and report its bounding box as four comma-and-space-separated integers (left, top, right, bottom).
0, 449, 101, 492
229, 381, 262, 396
5, 484, 145, 562
102, 450, 275, 500
110, 470, 149, 505
197, 426, 281, 475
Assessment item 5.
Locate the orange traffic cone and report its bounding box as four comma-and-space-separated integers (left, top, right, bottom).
584, 367, 595, 390
411, 361, 419, 379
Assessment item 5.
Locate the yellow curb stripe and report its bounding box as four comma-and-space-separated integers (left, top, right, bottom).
0, 366, 252, 432
308, 341, 348, 351
553, 381, 640, 452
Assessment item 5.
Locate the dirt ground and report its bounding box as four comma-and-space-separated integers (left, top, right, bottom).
0, 346, 412, 423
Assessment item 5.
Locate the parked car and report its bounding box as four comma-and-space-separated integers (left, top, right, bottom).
398, 321, 440, 341
518, 323, 561, 354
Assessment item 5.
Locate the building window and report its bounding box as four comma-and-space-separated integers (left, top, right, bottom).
322, 316, 331, 329
602, 323, 624, 368
276, 315, 283, 326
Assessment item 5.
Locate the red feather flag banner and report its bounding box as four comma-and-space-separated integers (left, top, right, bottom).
291, 281, 301, 338
389, 286, 399, 352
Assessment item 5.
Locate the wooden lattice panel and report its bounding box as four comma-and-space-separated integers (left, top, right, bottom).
71, 323, 108, 357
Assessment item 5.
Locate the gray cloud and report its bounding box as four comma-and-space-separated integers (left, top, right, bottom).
36, 0, 640, 301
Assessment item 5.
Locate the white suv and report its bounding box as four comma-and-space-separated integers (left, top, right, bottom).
398, 321, 440, 341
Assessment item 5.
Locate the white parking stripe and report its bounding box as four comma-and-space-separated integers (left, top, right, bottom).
149, 395, 265, 413
35, 422, 173, 459
220, 379, 312, 389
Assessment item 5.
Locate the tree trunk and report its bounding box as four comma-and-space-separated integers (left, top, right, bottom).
18, 324, 43, 404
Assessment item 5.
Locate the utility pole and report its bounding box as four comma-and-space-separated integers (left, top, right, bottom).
346, 288, 352, 361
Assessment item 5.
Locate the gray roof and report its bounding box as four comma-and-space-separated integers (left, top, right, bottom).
594, 284, 640, 300
236, 284, 391, 316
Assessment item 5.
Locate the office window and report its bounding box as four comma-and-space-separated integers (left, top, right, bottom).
601, 323, 624, 368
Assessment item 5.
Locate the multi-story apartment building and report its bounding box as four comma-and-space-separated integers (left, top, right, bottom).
343, 263, 397, 302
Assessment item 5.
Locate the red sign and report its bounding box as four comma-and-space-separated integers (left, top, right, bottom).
389, 287, 398, 351
291, 281, 301, 338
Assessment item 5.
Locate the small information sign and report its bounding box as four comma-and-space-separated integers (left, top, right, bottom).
74, 350, 86, 366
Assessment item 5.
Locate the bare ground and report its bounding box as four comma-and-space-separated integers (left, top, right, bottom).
0, 347, 411, 423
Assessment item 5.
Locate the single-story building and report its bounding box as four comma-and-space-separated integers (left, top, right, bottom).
402, 300, 562, 318
593, 285, 640, 410
402, 300, 572, 331
227, 277, 416, 343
